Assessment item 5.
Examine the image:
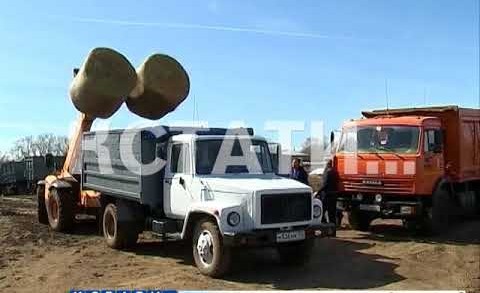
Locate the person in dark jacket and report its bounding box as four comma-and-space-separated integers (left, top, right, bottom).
318, 159, 339, 225
289, 158, 309, 185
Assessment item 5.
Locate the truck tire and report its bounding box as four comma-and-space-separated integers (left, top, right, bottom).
192, 218, 231, 278
102, 203, 138, 249
36, 185, 48, 225
47, 188, 75, 232
348, 209, 372, 231
336, 210, 344, 228
476, 187, 480, 215
422, 184, 451, 235
277, 239, 314, 265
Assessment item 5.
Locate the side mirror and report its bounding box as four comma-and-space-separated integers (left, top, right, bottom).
330, 131, 335, 144
433, 144, 443, 154
156, 143, 167, 159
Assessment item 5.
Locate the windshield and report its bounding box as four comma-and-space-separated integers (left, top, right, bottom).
196, 139, 274, 175
338, 126, 420, 154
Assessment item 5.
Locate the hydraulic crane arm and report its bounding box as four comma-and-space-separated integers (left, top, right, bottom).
60, 113, 95, 178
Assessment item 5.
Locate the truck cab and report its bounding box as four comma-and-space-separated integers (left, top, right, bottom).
336, 116, 441, 224
161, 133, 321, 231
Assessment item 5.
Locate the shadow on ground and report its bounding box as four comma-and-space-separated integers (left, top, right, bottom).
224, 238, 404, 289
129, 236, 404, 290
359, 218, 480, 245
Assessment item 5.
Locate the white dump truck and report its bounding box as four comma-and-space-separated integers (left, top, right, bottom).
39, 126, 327, 277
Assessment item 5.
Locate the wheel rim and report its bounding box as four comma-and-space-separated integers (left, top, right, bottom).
49, 198, 59, 222
196, 230, 214, 266
104, 211, 116, 239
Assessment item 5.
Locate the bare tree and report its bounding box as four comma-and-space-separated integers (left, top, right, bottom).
0, 151, 8, 163
9, 134, 68, 159
52, 136, 69, 156
300, 136, 331, 155
300, 138, 312, 154
10, 136, 35, 159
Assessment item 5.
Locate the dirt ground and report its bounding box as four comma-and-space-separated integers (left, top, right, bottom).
0, 195, 479, 292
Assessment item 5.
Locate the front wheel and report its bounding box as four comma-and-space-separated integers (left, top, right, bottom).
192, 218, 231, 278
348, 209, 373, 231
277, 239, 314, 265
421, 184, 451, 235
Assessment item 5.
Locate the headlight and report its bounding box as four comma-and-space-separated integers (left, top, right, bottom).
227, 211, 241, 226
375, 193, 382, 203
313, 204, 322, 218
355, 193, 363, 201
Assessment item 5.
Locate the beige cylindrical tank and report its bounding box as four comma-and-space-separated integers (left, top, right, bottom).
69, 47, 137, 119
126, 54, 190, 120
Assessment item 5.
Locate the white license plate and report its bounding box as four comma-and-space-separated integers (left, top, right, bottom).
400, 206, 414, 215
276, 230, 306, 243
359, 204, 381, 212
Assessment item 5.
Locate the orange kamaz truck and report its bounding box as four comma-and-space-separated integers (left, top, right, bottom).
334, 106, 480, 233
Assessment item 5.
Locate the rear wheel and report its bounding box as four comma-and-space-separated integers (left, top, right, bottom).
192, 218, 231, 277
348, 209, 372, 231
36, 185, 48, 225
336, 210, 344, 227
102, 203, 138, 249
277, 239, 314, 265
47, 188, 75, 232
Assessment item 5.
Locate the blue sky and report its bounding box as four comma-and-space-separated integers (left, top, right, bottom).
0, 0, 479, 152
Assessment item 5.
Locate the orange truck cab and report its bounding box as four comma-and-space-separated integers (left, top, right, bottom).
334, 106, 480, 233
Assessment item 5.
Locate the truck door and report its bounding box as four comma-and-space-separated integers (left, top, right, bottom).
164, 143, 193, 219
422, 128, 444, 193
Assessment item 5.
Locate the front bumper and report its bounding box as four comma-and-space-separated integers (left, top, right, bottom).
223, 223, 336, 247
338, 196, 423, 218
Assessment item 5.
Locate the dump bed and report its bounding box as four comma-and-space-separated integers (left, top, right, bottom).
82, 127, 164, 210
363, 106, 480, 182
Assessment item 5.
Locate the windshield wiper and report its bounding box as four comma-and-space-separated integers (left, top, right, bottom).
370, 149, 384, 160
376, 146, 404, 160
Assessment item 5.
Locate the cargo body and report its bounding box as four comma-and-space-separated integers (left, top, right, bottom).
82, 129, 163, 212
334, 106, 480, 232
25, 156, 64, 193
0, 161, 26, 195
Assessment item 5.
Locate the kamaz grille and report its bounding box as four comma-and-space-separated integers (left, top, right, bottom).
342, 178, 414, 194
261, 193, 312, 225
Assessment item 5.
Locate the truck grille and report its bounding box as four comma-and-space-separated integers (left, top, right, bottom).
261, 193, 312, 225
342, 178, 414, 194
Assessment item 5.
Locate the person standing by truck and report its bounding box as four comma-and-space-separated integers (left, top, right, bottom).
290, 158, 309, 185
318, 159, 339, 225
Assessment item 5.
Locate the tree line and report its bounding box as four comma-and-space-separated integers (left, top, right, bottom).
0, 134, 68, 162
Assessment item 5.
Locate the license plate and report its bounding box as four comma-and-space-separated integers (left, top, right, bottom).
359, 204, 381, 212
276, 230, 306, 243
400, 206, 414, 215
